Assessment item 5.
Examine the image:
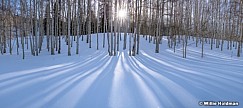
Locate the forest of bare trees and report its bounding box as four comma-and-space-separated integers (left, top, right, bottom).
0, 0, 242, 59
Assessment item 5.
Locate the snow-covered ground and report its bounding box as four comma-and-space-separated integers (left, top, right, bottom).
0, 34, 243, 108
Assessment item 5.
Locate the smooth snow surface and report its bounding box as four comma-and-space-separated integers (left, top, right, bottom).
0, 34, 243, 108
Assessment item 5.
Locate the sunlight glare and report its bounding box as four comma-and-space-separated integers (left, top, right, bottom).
118, 9, 127, 19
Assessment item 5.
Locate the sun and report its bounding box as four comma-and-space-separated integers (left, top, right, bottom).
118, 9, 127, 19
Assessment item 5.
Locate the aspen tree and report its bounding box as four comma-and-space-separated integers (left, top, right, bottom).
67, 0, 71, 56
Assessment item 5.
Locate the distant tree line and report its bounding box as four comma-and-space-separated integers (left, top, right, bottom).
0, 0, 242, 59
